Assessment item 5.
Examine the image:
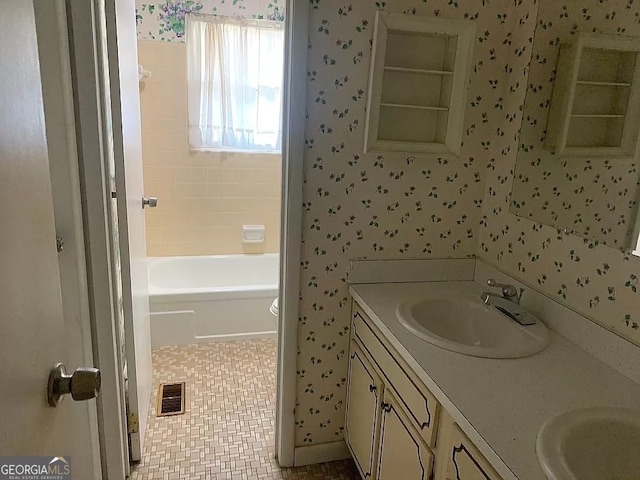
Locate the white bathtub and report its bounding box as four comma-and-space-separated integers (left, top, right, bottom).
147, 254, 279, 347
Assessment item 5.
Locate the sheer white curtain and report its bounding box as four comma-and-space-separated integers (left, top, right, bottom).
187, 15, 284, 152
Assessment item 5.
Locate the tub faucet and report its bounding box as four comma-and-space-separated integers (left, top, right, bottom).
481, 278, 523, 305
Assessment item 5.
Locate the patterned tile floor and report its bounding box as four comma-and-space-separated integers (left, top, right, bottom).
130, 339, 360, 480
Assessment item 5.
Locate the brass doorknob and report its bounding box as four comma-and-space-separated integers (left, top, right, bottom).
47, 363, 101, 407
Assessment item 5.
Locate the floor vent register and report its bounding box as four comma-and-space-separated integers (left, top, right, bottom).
157, 382, 185, 416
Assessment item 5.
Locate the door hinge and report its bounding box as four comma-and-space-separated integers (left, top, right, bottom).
56, 236, 64, 253
127, 411, 139, 434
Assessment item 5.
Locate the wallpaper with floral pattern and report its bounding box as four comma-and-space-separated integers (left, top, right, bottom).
509, 0, 640, 250
135, 0, 284, 41
300, 0, 640, 448
296, 0, 525, 447
478, 0, 640, 351
134, 0, 640, 450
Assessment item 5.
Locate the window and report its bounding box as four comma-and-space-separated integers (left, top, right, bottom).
186, 15, 284, 152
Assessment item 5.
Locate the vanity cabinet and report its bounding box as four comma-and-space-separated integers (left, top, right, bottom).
346, 302, 503, 480
376, 387, 434, 480
352, 309, 440, 448
437, 410, 502, 480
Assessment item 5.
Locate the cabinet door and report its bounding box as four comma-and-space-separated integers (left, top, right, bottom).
345, 341, 382, 478
376, 389, 434, 480
440, 421, 502, 480
352, 307, 440, 448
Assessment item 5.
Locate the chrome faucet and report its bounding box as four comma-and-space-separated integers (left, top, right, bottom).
481, 279, 535, 326
481, 278, 523, 305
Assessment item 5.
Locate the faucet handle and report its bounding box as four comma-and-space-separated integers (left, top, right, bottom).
487, 278, 521, 300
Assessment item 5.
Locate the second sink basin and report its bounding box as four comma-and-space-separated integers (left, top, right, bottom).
395, 297, 548, 358
537, 406, 640, 480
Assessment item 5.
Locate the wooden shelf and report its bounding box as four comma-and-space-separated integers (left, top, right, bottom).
545, 33, 640, 158
576, 80, 631, 87
380, 103, 449, 111
364, 12, 476, 156
383, 66, 454, 75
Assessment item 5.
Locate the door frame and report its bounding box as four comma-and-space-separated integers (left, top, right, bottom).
275, 0, 310, 467
65, 0, 309, 473
66, 1, 131, 478
102, 0, 154, 463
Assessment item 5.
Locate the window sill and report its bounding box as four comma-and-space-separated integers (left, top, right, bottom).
190, 147, 281, 155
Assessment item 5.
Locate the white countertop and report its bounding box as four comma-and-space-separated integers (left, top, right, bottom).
349, 281, 640, 480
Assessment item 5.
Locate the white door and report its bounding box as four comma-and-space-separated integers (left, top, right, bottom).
33, 0, 103, 477
0, 0, 100, 478
102, 0, 153, 461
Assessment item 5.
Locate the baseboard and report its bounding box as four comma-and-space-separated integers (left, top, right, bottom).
293, 440, 351, 467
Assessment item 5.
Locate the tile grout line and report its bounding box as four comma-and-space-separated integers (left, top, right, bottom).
130, 339, 359, 480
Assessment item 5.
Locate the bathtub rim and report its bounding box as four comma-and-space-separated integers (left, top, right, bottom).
149, 285, 278, 304
147, 253, 280, 299
147, 252, 280, 263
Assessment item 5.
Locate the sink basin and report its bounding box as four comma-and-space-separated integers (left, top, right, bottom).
537, 407, 640, 480
395, 297, 548, 358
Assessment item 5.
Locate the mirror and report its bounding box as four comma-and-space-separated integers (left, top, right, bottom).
510, 0, 640, 253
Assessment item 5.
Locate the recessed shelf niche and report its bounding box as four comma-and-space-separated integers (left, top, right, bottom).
545, 33, 640, 158
364, 12, 476, 156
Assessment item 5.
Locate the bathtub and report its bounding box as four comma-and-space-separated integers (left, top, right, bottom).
147, 254, 279, 347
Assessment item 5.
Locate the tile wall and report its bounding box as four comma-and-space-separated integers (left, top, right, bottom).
138, 40, 281, 256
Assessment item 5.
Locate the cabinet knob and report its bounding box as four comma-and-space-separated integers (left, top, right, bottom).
369, 384, 377, 393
